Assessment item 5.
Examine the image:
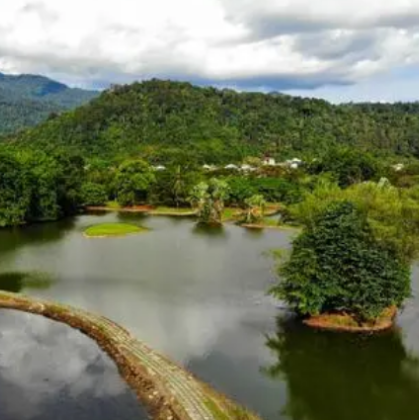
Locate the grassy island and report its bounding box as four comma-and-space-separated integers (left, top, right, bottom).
84, 223, 147, 238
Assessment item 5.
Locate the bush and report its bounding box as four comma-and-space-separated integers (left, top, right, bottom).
308, 147, 382, 187
250, 177, 302, 204
81, 182, 108, 206
290, 179, 419, 264
270, 201, 410, 321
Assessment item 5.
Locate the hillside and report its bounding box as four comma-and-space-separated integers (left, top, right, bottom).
0, 72, 99, 135
14, 79, 419, 162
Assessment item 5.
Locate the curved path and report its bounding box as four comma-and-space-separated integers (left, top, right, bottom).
0, 291, 260, 420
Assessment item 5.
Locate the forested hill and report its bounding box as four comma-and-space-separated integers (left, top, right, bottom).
0, 72, 99, 135
14, 79, 419, 163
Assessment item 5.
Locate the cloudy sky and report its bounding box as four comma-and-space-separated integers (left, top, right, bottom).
1, 0, 419, 102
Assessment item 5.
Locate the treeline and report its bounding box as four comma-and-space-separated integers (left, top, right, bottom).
1, 141, 419, 228
0, 146, 85, 227
12, 79, 419, 163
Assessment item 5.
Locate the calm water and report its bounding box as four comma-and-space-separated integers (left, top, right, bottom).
0, 310, 147, 420
0, 212, 419, 420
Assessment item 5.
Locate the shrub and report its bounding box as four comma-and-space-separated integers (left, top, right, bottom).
81, 182, 108, 206
270, 201, 410, 321
290, 179, 419, 264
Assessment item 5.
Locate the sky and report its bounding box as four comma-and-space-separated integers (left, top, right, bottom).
1, 0, 419, 103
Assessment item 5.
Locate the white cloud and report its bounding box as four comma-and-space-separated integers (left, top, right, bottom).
0, 0, 419, 91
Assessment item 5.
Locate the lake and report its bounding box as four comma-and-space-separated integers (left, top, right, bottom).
0, 212, 419, 420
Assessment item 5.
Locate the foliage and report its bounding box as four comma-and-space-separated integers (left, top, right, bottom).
226, 177, 257, 207
149, 165, 202, 207
190, 178, 230, 225
113, 159, 156, 206
290, 179, 419, 263
270, 202, 410, 321
0, 72, 98, 135
308, 147, 383, 187
0, 145, 86, 227
0, 149, 32, 226
226, 176, 301, 207
81, 182, 108, 206
242, 195, 267, 224
14, 79, 419, 162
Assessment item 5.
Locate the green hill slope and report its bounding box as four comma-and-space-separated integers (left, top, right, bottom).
0, 72, 99, 135
14, 79, 419, 162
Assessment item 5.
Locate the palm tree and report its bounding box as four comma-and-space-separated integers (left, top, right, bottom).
189, 178, 230, 225
243, 194, 266, 224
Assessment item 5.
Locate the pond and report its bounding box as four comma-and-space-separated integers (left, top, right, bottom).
0, 212, 419, 420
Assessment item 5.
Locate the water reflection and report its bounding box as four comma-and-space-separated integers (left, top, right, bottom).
192, 224, 228, 239
264, 315, 419, 420
0, 310, 147, 420
0, 271, 55, 292
0, 218, 76, 255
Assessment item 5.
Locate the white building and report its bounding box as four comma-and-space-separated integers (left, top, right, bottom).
392, 163, 405, 172
240, 164, 254, 172
225, 164, 239, 170
262, 157, 276, 166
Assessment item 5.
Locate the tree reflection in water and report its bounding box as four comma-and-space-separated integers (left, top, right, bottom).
263, 315, 419, 420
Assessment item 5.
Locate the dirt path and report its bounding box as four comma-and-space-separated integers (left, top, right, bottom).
0, 291, 260, 420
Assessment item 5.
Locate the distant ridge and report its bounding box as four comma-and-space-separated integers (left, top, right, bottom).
14, 78, 419, 162
0, 71, 99, 135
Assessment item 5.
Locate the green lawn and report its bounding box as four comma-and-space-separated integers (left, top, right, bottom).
105, 201, 121, 209
222, 208, 241, 221
84, 223, 147, 237
153, 206, 195, 214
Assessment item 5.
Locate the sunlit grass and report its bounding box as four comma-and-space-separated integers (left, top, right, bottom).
154, 206, 195, 214
84, 223, 147, 237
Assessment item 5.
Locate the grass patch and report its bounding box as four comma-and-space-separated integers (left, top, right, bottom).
154, 206, 195, 214
204, 399, 231, 420
262, 217, 280, 226
106, 201, 121, 209
204, 398, 255, 420
222, 208, 241, 221
84, 223, 147, 238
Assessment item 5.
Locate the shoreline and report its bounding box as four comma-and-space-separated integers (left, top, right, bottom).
302, 307, 397, 333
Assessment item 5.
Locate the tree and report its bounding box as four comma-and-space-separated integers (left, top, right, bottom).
290, 179, 419, 264
54, 151, 86, 215
113, 159, 155, 206
81, 182, 108, 206
242, 194, 266, 224
270, 201, 410, 322
0, 149, 32, 226
308, 147, 382, 187
227, 177, 256, 207
190, 178, 230, 225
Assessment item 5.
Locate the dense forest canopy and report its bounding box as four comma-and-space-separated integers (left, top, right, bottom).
0, 72, 99, 135
9, 78, 419, 164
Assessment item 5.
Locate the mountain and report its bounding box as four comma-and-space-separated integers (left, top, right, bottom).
13, 78, 419, 162
0, 72, 99, 135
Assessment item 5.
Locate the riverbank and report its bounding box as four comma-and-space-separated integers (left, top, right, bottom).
85, 204, 197, 217
240, 221, 300, 231
303, 306, 397, 332
0, 291, 261, 420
